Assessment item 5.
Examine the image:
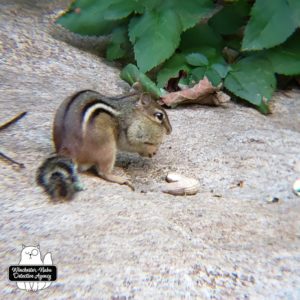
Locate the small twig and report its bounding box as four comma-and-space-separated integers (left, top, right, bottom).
0, 112, 27, 168
0, 111, 27, 131
0, 151, 25, 168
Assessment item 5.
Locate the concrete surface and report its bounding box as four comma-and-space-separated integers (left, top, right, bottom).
0, 1, 300, 299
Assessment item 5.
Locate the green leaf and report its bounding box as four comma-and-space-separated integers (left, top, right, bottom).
159, 0, 216, 31
257, 101, 270, 115
106, 26, 129, 60
129, 10, 182, 72
184, 47, 226, 67
180, 24, 223, 52
142, 0, 162, 11
184, 48, 229, 87
287, 0, 300, 26
106, 43, 126, 61
157, 54, 190, 88
209, 0, 251, 35
242, 0, 299, 51
104, 0, 144, 20
266, 33, 300, 75
205, 68, 222, 86
56, 0, 122, 36
120, 64, 162, 98
190, 67, 206, 81
211, 63, 230, 78
224, 37, 242, 51
224, 56, 276, 111
179, 76, 190, 86
186, 53, 209, 67
190, 66, 222, 86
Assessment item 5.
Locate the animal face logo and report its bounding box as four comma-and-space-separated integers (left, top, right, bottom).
9, 245, 56, 292
19, 245, 43, 265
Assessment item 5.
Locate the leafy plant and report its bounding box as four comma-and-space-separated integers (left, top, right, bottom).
57, 0, 300, 113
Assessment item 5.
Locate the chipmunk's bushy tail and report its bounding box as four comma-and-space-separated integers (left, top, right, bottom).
36, 155, 83, 200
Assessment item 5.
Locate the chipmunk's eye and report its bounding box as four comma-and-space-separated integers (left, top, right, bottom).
154, 112, 164, 122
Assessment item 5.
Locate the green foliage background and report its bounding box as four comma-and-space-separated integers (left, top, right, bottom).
57, 0, 300, 113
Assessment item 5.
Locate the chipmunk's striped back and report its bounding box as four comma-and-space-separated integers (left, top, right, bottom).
81, 99, 119, 135
53, 90, 122, 154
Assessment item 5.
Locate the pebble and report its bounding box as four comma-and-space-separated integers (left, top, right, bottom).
294, 161, 300, 172
293, 179, 300, 196
266, 197, 280, 204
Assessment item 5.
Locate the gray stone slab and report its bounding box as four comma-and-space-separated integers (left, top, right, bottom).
1, 1, 299, 299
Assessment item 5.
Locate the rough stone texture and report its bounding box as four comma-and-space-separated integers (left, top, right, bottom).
0, 1, 300, 299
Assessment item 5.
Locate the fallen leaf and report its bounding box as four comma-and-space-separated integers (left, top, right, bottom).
161, 77, 230, 107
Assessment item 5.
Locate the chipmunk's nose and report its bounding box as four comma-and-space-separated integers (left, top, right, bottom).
148, 152, 156, 158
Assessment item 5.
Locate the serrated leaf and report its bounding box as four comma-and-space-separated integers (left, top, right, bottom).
104, 0, 144, 20
129, 10, 182, 72
224, 56, 276, 111
242, 0, 298, 51
186, 53, 209, 67
120, 64, 162, 98
159, 0, 216, 31
106, 26, 129, 60
209, 0, 251, 35
266, 33, 300, 75
56, 0, 122, 36
157, 54, 190, 88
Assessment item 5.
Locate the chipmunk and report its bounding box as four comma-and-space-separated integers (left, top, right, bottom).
36, 90, 172, 200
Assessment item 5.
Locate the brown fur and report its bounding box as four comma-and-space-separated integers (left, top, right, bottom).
52, 91, 172, 189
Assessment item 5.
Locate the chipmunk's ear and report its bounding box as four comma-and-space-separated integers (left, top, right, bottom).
36, 244, 40, 249
132, 81, 143, 92
138, 93, 153, 107
22, 244, 26, 249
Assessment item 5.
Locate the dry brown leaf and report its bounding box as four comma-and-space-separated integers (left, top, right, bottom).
161, 77, 230, 107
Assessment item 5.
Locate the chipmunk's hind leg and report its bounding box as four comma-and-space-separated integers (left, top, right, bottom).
99, 172, 134, 191
94, 139, 134, 190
